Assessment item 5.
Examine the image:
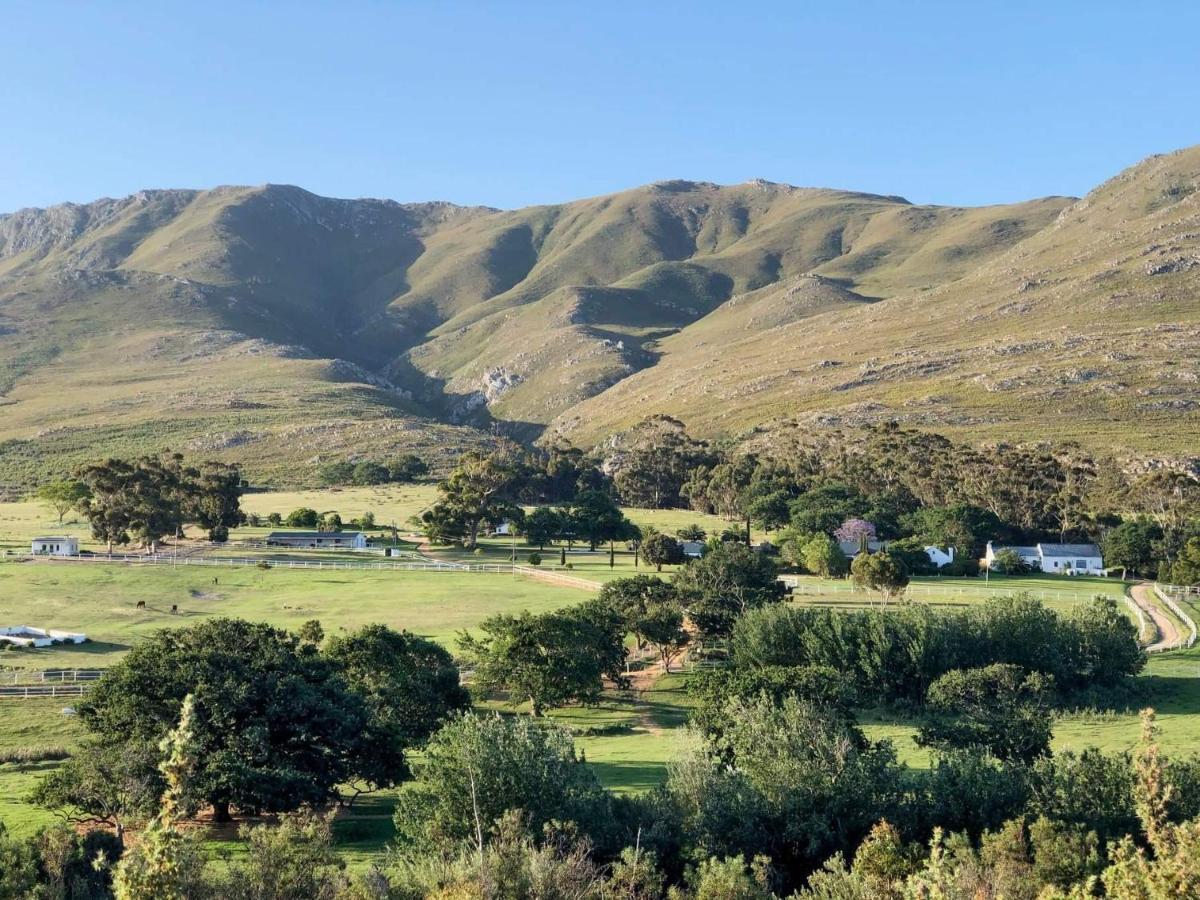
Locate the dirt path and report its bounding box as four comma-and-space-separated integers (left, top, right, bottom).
1131, 582, 1182, 652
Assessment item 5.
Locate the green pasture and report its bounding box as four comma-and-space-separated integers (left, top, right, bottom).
0, 561, 588, 669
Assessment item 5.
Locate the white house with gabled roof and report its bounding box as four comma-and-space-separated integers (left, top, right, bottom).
985, 541, 1103, 575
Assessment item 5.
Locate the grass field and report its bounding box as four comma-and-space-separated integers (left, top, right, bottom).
0, 561, 590, 669
0, 488, 1195, 867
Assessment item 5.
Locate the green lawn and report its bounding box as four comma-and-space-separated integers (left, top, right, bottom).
0, 560, 588, 669
787, 572, 1128, 614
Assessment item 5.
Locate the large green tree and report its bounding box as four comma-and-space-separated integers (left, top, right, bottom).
917, 663, 1055, 764
1101, 518, 1163, 579
850, 551, 909, 605
523, 506, 564, 549
458, 605, 629, 716
673, 542, 784, 638
183, 461, 246, 542
35, 478, 91, 524
392, 712, 613, 853
424, 450, 522, 548
323, 624, 469, 795
598, 575, 689, 671
640, 531, 684, 571
569, 489, 638, 551
79, 619, 370, 822
609, 416, 712, 509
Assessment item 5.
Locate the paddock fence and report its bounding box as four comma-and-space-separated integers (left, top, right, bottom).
781, 576, 1108, 606
1154, 583, 1199, 651
27, 553, 515, 573
0, 669, 106, 700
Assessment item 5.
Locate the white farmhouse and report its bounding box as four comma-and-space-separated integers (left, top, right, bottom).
838, 540, 955, 568
985, 541, 1104, 575
924, 546, 956, 567
31, 536, 78, 556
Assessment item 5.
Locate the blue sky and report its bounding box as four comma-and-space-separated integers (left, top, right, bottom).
3, 1, 1198, 212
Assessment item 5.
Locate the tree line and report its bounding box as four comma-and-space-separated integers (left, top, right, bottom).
417, 417, 1200, 585
36, 455, 247, 551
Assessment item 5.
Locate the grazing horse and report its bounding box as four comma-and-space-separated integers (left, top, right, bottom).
135, 600, 146, 610
170, 604, 178, 615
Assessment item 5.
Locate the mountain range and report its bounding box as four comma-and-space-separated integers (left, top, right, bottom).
1, 146, 1198, 488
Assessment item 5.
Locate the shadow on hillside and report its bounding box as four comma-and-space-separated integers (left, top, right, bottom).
382, 355, 549, 443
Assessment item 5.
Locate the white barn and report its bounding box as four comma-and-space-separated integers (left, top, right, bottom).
265, 531, 368, 549
31, 536, 78, 556
0, 626, 87, 648
985, 541, 1104, 575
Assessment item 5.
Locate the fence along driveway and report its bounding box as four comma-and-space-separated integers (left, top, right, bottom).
1152, 583, 1199, 651
0, 668, 105, 700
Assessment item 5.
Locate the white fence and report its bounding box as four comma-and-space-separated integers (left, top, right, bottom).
0, 683, 89, 699
0, 668, 104, 685
32, 553, 512, 573
1154, 583, 1199, 651
1124, 596, 1152, 644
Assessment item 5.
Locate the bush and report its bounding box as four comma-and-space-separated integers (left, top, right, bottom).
316, 461, 354, 486
730, 594, 1143, 702
527, 552, 542, 566
941, 555, 980, 577
351, 461, 390, 486
285, 507, 320, 528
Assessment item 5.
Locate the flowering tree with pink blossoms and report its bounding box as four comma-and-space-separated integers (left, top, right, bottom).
834, 518, 877, 543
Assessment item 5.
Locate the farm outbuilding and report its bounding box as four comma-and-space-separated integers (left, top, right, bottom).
31, 536, 78, 556
264, 530, 368, 549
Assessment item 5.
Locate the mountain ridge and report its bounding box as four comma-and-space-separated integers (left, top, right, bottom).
0, 150, 1196, 489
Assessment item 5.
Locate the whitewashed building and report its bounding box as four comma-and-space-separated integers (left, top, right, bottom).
985, 541, 1104, 575
924, 546, 956, 567
31, 536, 78, 556
265, 531, 368, 549
0, 626, 87, 648
838, 540, 955, 568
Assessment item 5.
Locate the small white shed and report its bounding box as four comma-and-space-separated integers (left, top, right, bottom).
31, 536, 78, 556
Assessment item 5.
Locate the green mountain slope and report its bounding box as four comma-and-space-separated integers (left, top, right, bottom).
1, 148, 1196, 489
551, 149, 1200, 456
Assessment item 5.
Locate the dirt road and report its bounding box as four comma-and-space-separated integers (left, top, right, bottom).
1131, 582, 1182, 652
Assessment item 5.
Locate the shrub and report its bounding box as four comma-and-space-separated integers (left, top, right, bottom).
527, 552, 542, 566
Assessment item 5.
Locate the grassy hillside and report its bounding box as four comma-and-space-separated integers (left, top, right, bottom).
554, 148, 1200, 456
2, 148, 1198, 489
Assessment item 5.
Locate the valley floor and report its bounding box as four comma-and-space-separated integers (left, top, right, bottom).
1, 487, 1197, 868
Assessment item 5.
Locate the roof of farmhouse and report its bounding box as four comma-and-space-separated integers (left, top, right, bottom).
1038, 543, 1103, 557
265, 531, 366, 539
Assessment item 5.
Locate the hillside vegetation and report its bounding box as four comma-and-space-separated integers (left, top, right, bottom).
2, 148, 1198, 488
